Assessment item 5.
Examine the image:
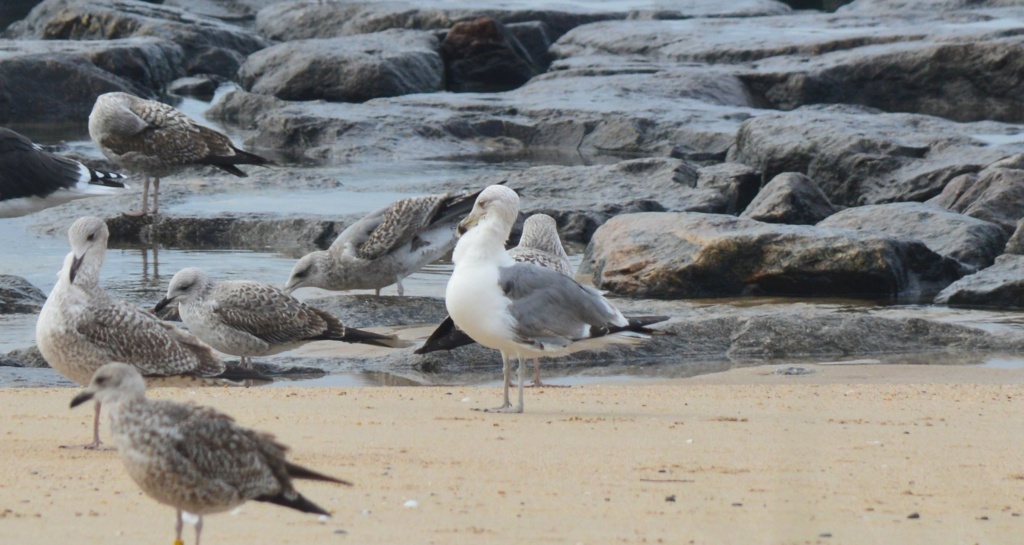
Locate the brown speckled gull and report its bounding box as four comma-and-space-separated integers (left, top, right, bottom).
70, 363, 351, 545
284, 187, 486, 296
155, 267, 404, 368
36, 217, 256, 449
88, 92, 272, 216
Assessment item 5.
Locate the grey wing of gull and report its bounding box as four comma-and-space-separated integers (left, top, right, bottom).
211, 282, 328, 344
353, 194, 447, 261
77, 301, 225, 377
157, 401, 288, 500
102, 99, 232, 166
498, 263, 625, 346
509, 247, 573, 276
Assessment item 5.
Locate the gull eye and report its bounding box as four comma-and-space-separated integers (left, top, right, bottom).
95, 376, 106, 386
86, 233, 95, 242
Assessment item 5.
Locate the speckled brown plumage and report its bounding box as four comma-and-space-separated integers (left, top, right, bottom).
71, 363, 350, 545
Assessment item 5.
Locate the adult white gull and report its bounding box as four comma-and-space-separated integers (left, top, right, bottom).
0, 127, 126, 218
445, 185, 654, 413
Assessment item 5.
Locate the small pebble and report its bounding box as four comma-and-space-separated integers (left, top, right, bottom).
775, 366, 814, 376
461, 398, 472, 402
334, 529, 347, 535
404, 500, 419, 508
665, 495, 676, 502
907, 512, 920, 519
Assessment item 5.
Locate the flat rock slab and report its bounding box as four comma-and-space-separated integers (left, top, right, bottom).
819, 202, 1008, 270
239, 30, 443, 102
728, 105, 1021, 207
581, 212, 968, 299
10, 0, 269, 77
935, 254, 1024, 309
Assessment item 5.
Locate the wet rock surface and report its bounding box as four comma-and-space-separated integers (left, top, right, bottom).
741, 172, 835, 225
935, 255, 1024, 309
5, 0, 1024, 382
0, 275, 46, 314
581, 212, 967, 299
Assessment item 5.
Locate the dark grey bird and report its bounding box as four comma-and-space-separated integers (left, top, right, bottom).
155, 267, 407, 368
88, 92, 272, 216
71, 363, 351, 545
0, 127, 126, 217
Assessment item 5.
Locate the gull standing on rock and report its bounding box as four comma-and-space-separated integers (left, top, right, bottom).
88, 92, 272, 216
36, 217, 257, 449
156, 267, 405, 369
445, 185, 663, 413
71, 363, 351, 545
418, 213, 575, 386
285, 187, 488, 296
0, 127, 126, 217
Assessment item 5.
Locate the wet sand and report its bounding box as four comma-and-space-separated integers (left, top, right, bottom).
1, 364, 1023, 544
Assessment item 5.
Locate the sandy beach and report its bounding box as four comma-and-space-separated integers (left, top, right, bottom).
2, 364, 1023, 545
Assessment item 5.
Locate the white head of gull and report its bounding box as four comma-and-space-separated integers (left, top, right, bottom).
445, 185, 634, 413
71, 363, 351, 545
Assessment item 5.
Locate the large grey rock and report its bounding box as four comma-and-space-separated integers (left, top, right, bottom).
1, 346, 49, 368
305, 294, 449, 328
740, 172, 835, 225
209, 64, 759, 163
103, 214, 346, 253
935, 255, 1024, 309
0, 275, 46, 314
254, 0, 788, 42
10, 0, 269, 77
728, 105, 1020, 207
0, 54, 133, 123
695, 162, 760, 215
580, 212, 967, 299
819, 202, 1008, 270
1004, 218, 1024, 255
239, 30, 443, 102
927, 168, 1024, 235
441, 17, 540, 93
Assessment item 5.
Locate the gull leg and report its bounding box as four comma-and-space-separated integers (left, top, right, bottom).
174, 510, 184, 545
481, 352, 514, 412
374, 288, 381, 296
396, 277, 405, 297
194, 515, 203, 545
124, 175, 150, 216
152, 177, 160, 215
514, 354, 525, 413
61, 400, 112, 450
527, 357, 568, 388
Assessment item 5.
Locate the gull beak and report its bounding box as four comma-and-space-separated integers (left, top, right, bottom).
70, 389, 94, 409
153, 296, 173, 313
69, 251, 86, 284
457, 214, 480, 236
283, 281, 297, 295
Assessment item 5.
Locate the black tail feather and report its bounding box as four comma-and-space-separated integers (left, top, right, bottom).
87, 168, 126, 187
256, 491, 332, 516
608, 315, 670, 335
334, 327, 410, 348
204, 147, 275, 177
286, 461, 353, 486
414, 316, 476, 354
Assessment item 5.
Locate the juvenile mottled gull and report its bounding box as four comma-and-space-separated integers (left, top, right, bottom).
446, 185, 663, 413
36, 217, 258, 449
0, 127, 126, 217
284, 187, 487, 296
155, 267, 405, 368
418, 214, 575, 386
89, 92, 272, 216
71, 363, 351, 545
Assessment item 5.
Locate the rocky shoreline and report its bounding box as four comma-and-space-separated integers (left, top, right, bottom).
4, 0, 1024, 376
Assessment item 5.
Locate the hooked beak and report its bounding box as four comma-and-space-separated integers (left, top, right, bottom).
69, 251, 86, 284
457, 214, 480, 237
70, 390, 94, 409
283, 282, 297, 295
153, 296, 174, 313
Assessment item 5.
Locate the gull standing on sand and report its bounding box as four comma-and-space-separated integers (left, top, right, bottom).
89, 92, 272, 216
0, 127, 126, 217
36, 217, 254, 449
155, 267, 404, 369
418, 213, 575, 386
71, 363, 351, 545
284, 187, 488, 296
445, 185, 659, 413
